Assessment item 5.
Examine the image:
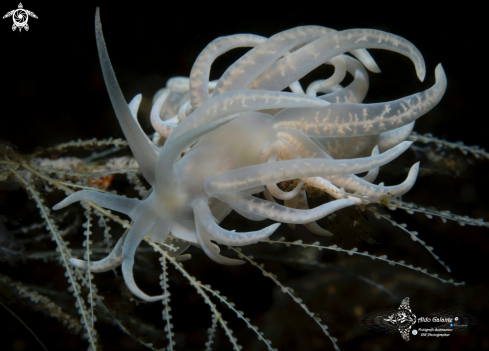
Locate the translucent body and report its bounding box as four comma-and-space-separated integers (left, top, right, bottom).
54, 10, 446, 302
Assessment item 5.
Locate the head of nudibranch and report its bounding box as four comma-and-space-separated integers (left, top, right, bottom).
53, 9, 446, 302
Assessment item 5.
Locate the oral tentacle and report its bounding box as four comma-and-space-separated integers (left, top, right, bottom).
306, 55, 347, 97
295, 190, 334, 236
128, 94, 142, 122
121, 216, 169, 302
215, 192, 354, 224
213, 26, 378, 97
248, 28, 426, 92
150, 89, 176, 138
272, 65, 446, 138
317, 55, 369, 103
168, 89, 329, 143
379, 122, 416, 153
193, 198, 280, 246
70, 229, 128, 272
327, 162, 420, 200
204, 141, 412, 194
95, 9, 159, 185
193, 200, 245, 265
266, 181, 304, 201
265, 147, 304, 200
301, 176, 363, 205
190, 34, 266, 109
360, 145, 380, 183
53, 190, 141, 219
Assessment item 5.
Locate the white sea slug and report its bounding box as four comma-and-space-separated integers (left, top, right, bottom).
54, 9, 446, 302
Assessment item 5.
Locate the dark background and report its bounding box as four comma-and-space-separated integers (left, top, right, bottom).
1, 2, 488, 351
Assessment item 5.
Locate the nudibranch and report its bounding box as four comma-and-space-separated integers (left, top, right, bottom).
53, 9, 446, 302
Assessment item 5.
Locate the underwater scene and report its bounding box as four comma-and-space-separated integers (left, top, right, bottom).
1, 3, 488, 351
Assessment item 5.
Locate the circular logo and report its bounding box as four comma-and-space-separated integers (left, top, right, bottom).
12, 9, 28, 27
412, 329, 418, 335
